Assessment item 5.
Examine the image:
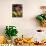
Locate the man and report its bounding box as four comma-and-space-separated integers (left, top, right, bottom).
12, 4, 22, 17
36, 6, 46, 27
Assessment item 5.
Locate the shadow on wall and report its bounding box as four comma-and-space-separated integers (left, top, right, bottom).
30, 16, 40, 27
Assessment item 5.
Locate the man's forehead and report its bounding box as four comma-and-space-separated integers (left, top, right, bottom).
40, 6, 46, 9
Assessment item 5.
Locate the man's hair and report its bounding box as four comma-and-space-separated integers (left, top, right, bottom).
12, 4, 22, 11
40, 6, 46, 9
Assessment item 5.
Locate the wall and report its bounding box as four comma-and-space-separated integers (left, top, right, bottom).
0, 0, 46, 40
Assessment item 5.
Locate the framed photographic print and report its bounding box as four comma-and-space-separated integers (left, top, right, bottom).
12, 4, 22, 17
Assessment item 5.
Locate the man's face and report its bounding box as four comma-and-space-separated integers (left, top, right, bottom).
15, 6, 21, 11
41, 8, 46, 14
